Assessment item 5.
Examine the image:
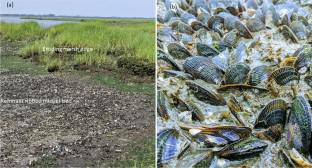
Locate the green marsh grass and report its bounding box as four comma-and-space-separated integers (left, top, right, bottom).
0, 21, 43, 41
0, 19, 155, 75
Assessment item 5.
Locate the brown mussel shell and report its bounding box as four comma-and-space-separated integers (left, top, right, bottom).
167, 43, 192, 59
186, 80, 226, 106
268, 66, 299, 85
254, 99, 288, 129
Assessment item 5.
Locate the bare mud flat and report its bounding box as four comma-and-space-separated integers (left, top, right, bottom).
0, 70, 154, 167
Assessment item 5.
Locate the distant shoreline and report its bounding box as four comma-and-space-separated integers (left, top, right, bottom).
0, 14, 154, 20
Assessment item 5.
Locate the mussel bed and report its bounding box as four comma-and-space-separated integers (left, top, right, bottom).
157, 0, 312, 167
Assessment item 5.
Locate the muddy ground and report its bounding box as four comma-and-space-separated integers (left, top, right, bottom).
0, 69, 154, 167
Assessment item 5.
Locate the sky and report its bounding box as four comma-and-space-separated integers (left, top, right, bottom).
0, 0, 155, 18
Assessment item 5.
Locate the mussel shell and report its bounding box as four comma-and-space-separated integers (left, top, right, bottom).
207, 15, 224, 36
207, 16, 224, 28
254, 99, 287, 129
247, 65, 268, 86
186, 80, 226, 106
234, 20, 253, 39
196, 43, 220, 57
180, 11, 197, 24
218, 12, 240, 31
218, 137, 268, 160
191, 20, 209, 31
230, 41, 247, 64
246, 17, 265, 32
281, 14, 291, 26
180, 123, 252, 141
195, 127, 251, 148
226, 6, 239, 16
173, 21, 195, 35
288, 96, 312, 155
157, 91, 170, 120
223, 29, 239, 47
195, 134, 229, 147
268, 66, 299, 85
157, 129, 180, 165
192, 0, 209, 12
158, 49, 182, 71
280, 25, 299, 43
290, 21, 307, 40
167, 43, 192, 59
197, 10, 211, 25
227, 95, 246, 126
224, 63, 251, 84
183, 56, 223, 85
293, 47, 312, 73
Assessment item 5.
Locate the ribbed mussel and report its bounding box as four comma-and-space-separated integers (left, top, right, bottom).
157, 129, 181, 166
218, 137, 268, 160
268, 66, 299, 85
186, 80, 226, 106
254, 99, 288, 142
179, 123, 252, 148
183, 56, 223, 85
287, 96, 312, 155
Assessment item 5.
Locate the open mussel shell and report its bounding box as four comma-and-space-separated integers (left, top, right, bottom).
234, 20, 253, 39
183, 123, 251, 137
195, 134, 230, 148
167, 42, 192, 59
183, 56, 223, 85
196, 43, 220, 57
254, 99, 288, 129
157, 49, 182, 71
218, 137, 268, 160
288, 96, 312, 155
186, 80, 226, 106
180, 123, 252, 146
224, 63, 251, 85
268, 66, 299, 85
247, 65, 268, 86
293, 47, 312, 74
157, 129, 180, 166
280, 25, 299, 43
207, 15, 224, 37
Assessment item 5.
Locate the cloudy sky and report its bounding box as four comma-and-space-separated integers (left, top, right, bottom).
0, 0, 155, 18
